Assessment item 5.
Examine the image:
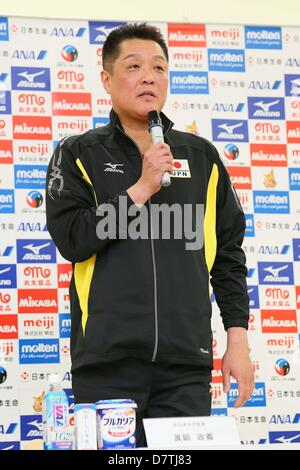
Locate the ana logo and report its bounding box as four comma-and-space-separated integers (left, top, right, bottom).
18, 221, 47, 232
250, 144, 287, 166
51, 27, 86, 37
247, 285, 259, 308
248, 80, 282, 91
88, 22, 125, 45
19, 339, 60, 364
212, 102, 245, 113
13, 116, 52, 140
253, 191, 290, 214
208, 49, 245, 72
245, 26, 282, 49
12, 49, 47, 60
258, 244, 290, 256
17, 239, 56, 263
11, 67, 50, 91
0, 366, 7, 384
261, 310, 298, 333
52, 92, 92, 116
170, 71, 209, 94
104, 162, 125, 174
0, 17, 9, 41
14, 165, 47, 189
212, 119, 248, 142
275, 358, 290, 376
0, 265, 16, 288
228, 383, 266, 407
258, 262, 294, 284
61, 45, 78, 62
26, 190, 44, 208
248, 97, 285, 120
284, 74, 300, 97
223, 143, 239, 160
168, 23, 206, 47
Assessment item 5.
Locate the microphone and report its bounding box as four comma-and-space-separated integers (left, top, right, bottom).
148, 110, 171, 187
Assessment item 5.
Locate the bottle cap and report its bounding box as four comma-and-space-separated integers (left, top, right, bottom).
48, 373, 60, 384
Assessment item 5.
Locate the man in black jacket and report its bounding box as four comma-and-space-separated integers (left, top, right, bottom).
46, 23, 254, 447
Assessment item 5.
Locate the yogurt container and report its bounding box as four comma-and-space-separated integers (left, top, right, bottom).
96, 399, 137, 449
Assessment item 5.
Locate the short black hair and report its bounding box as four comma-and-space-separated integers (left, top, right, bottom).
102, 22, 169, 72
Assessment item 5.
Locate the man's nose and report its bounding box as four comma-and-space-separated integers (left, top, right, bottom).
141, 67, 155, 84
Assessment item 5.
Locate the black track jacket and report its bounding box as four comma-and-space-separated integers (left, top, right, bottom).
46, 109, 249, 372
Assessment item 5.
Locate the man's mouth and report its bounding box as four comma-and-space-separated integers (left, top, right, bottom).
138, 91, 156, 98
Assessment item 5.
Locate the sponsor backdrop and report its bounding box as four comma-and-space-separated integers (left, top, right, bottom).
0, 16, 299, 450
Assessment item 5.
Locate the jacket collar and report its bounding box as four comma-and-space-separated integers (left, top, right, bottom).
109, 108, 174, 137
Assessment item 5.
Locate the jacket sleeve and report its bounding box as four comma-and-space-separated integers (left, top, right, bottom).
210, 155, 249, 331
46, 140, 135, 263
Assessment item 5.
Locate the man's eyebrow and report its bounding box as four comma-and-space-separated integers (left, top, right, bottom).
121, 53, 167, 61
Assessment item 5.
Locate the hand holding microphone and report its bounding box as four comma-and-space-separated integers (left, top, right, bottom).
148, 110, 172, 188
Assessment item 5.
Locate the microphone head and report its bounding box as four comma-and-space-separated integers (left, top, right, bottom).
148, 110, 162, 130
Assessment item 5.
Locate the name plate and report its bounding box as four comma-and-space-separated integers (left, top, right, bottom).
143, 416, 240, 449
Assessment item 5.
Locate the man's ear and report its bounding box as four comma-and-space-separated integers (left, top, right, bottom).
101, 70, 112, 95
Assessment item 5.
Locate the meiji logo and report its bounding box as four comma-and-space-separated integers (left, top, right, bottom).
247, 286, 259, 308
289, 168, 300, 190
12, 49, 47, 60
212, 119, 248, 142
14, 165, 47, 189
50, 27, 86, 37
227, 166, 252, 189
170, 72, 209, 94
248, 97, 285, 120
88, 22, 125, 45
245, 214, 255, 237
228, 383, 266, 407
250, 144, 287, 166
267, 336, 295, 349
258, 262, 294, 285
58, 264, 73, 288
19, 340, 60, 364
57, 118, 89, 133
208, 49, 245, 72
17, 239, 56, 263
22, 315, 56, 330
261, 310, 297, 333
52, 92, 92, 116
245, 26, 282, 49
0, 265, 16, 288
21, 416, 43, 440
0, 141, 13, 164
269, 432, 300, 444
287, 121, 300, 143
11, 67, 50, 91
253, 191, 290, 214
13, 116, 52, 140
0, 315, 18, 339
17, 142, 50, 157
104, 162, 124, 174
284, 75, 300, 97
171, 50, 205, 65
168, 23, 206, 47
248, 80, 282, 91
212, 102, 245, 113
18, 289, 58, 313
0, 17, 9, 41
209, 27, 240, 42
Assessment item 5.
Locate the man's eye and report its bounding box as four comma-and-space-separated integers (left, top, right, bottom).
128, 64, 139, 69
155, 66, 165, 71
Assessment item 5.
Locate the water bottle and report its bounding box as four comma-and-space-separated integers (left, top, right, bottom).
42, 373, 72, 450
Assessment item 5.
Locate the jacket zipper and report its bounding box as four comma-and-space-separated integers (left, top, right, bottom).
116, 125, 159, 362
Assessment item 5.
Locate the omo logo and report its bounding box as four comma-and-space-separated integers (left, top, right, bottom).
88, 21, 125, 44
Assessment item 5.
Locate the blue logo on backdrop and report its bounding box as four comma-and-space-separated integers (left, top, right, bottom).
17, 239, 56, 263
50, 27, 86, 37
212, 119, 249, 142
170, 71, 209, 94
93, 117, 110, 128
19, 339, 60, 364
0, 91, 11, 114
228, 383, 266, 408
248, 80, 282, 91
284, 74, 300, 97
248, 97, 285, 120
247, 286, 260, 309
253, 191, 290, 214
11, 67, 51, 91
12, 49, 47, 61
245, 26, 282, 49
292, 239, 300, 261
88, 21, 125, 44
269, 431, 300, 444
59, 314, 71, 338
258, 262, 294, 285
14, 165, 47, 189
289, 168, 300, 190
0, 190, 15, 213
0, 17, 9, 41
245, 214, 255, 237
0, 442, 20, 450
208, 49, 245, 72
211, 408, 227, 416
20, 415, 42, 441
0, 264, 17, 288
